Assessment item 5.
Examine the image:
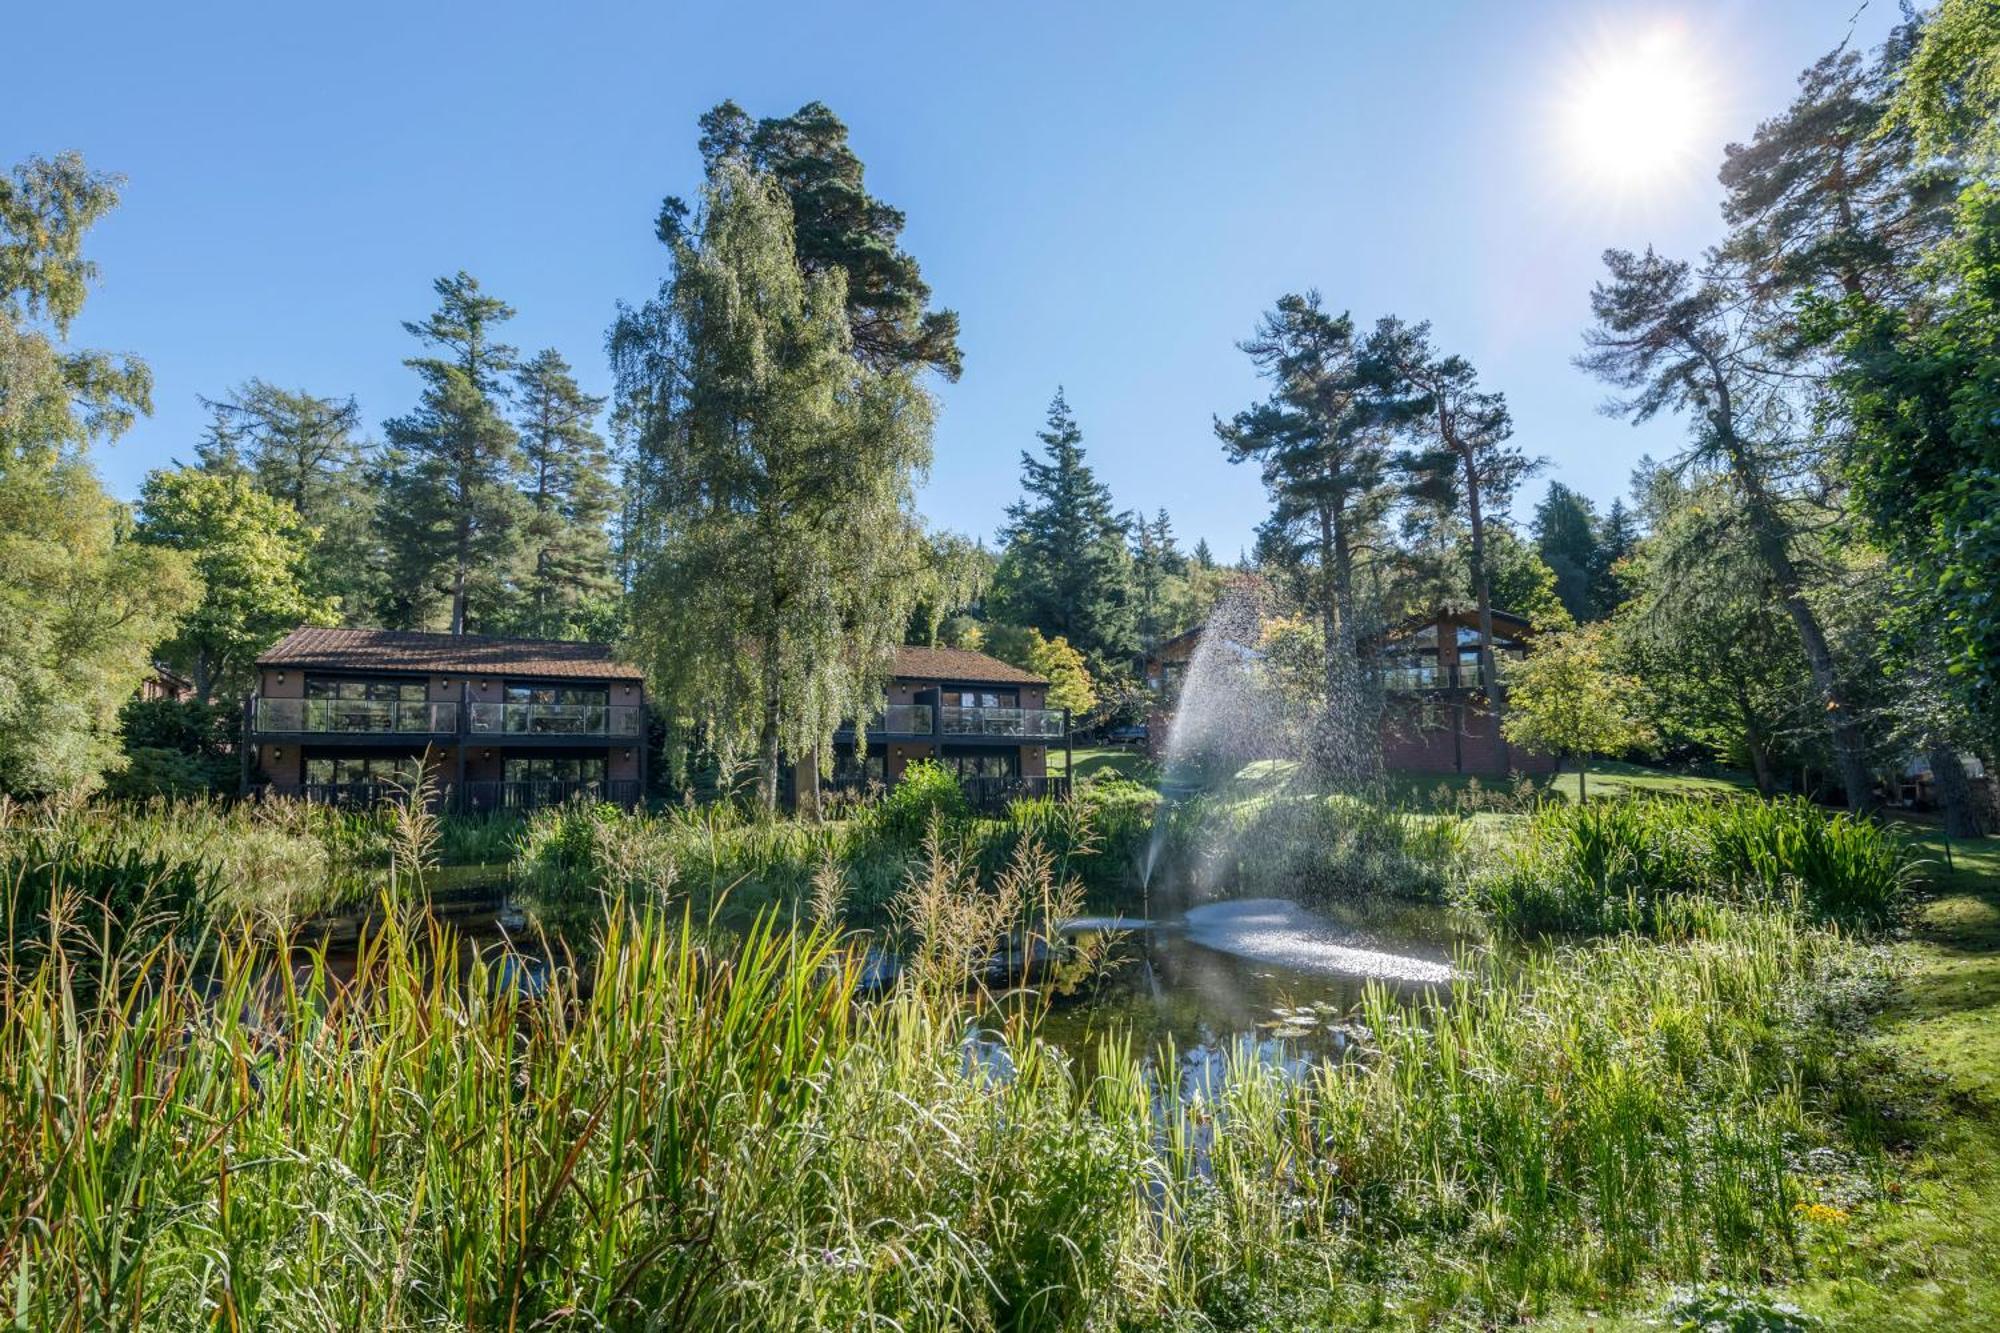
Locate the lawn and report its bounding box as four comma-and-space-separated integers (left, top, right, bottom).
1049, 743, 1153, 782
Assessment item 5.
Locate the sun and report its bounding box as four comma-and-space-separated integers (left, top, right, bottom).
1559, 23, 1716, 194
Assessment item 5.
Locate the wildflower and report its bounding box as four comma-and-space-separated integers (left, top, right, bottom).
1794, 1200, 1850, 1226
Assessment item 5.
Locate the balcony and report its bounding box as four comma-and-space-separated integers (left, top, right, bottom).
467, 702, 643, 737
250, 779, 640, 811
939, 705, 1066, 739
253, 697, 458, 735
1380, 664, 1493, 693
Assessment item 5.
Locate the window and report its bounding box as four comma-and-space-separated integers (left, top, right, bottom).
304, 755, 421, 787
832, 749, 885, 785
306, 677, 426, 702
942, 690, 1015, 709
502, 683, 609, 734
942, 749, 1019, 779
503, 756, 606, 785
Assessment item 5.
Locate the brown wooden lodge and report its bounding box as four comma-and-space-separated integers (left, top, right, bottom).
243, 629, 1069, 813
1144, 606, 1558, 777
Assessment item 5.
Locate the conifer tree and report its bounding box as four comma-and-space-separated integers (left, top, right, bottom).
680, 101, 962, 378
1580, 247, 1877, 810
1368, 318, 1539, 729
197, 380, 379, 621
1532, 482, 1602, 623
378, 272, 525, 634
510, 349, 616, 638
990, 390, 1136, 670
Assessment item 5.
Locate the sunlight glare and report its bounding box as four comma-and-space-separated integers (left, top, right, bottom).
1560, 23, 1713, 194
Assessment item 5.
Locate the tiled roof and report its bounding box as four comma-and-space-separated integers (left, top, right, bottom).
892, 644, 1047, 685
256, 627, 644, 681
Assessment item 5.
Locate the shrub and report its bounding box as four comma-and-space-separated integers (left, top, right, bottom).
865, 759, 968, 842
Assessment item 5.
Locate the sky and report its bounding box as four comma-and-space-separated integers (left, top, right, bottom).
6, 0, 1905, 559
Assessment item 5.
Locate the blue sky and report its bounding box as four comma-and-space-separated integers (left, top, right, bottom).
7, 0, 1901, 557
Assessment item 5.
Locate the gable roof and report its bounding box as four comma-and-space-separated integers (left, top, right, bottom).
256, 627, 644, 682
892, 644, 1047, 686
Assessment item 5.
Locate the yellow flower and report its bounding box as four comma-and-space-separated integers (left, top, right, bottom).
1794, 1200, 1850, 1226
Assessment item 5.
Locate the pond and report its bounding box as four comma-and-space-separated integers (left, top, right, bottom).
1028, 896, 1472, 1090
297, 887, 1475, 1088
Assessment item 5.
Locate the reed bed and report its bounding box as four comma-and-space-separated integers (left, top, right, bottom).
0, 863, 1891, 1329
1478, 796, 1915, 934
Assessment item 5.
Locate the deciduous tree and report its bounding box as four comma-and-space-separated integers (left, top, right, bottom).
613, 164, 933, 810
0, 153, 196, 793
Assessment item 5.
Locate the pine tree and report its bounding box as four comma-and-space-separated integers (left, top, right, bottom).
1192, 537, 1215, 569
1532, 482, 1601, 623
674, 100, 962, 379
196, 380, 379, 622
1219, 293, 1394, 768
509, 349, 616, 638
1592, 498, 1640, 618
378, 272, 525, 634
1368, 317, 1540, 729
1130, 508, 1185, 652
1719, 31, 1956, 308
613, 163, 933, 810
1580, 247, 1878, 811
990, 390, 1136, 670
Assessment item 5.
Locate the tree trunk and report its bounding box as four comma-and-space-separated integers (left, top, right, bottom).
758, 648, 782, 813
1576, 760, 1587, 803
1929, 745, 1986, 838
1705, 367, 1874, 812
1731, 678, 1777, 797
1462, 451, 1504, 737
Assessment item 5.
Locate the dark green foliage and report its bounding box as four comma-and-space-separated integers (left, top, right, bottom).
1824, 186, 2000, 735
378, 272, 526, 634
2, 832, 214, 971
680, 100, 962, 379
1718, 32, 1955, 308
505, 349, 618, 638
1218, 292, 1393, 736
1532, 481, 1602, 621
110, 695, 239, 798
196, 380, 382, 623
990, 390, 1137, 669
1478, 797, 1912, 934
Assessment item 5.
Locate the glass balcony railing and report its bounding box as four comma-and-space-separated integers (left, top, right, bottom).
872, 704, 933, 734
1380, 664, 1493, 692
254, 697, 458, 734
467, 702, 643, 737
939, 705, 1066, 738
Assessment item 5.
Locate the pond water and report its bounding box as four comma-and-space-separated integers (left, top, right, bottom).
1029, 896, 1471, 1087
298, 888, 1474, 1089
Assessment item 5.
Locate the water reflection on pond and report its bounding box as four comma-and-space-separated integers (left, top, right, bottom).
1021, 895, 1477, 1093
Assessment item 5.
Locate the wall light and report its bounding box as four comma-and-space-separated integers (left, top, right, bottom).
270, 748, 282, 761
623, 749, 633, 760
275, 671, 285, 685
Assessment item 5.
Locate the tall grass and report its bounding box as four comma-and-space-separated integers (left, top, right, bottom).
0, 848, 1892, 1328
1478, 796, 1915, 934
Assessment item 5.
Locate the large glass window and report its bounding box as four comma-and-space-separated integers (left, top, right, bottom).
942, 749, 1019, 779
502, 756, 606, 784
306, 677, 427, 702
832, 748, 885, 785
501, 683, 610, 734
304, 755, 421, 787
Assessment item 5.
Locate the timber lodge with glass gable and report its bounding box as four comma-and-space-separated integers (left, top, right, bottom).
244, 627, 647, 811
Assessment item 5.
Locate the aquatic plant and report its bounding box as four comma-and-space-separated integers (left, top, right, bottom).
1477, 795, 1915, 934
0, 876, 1892, 1327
